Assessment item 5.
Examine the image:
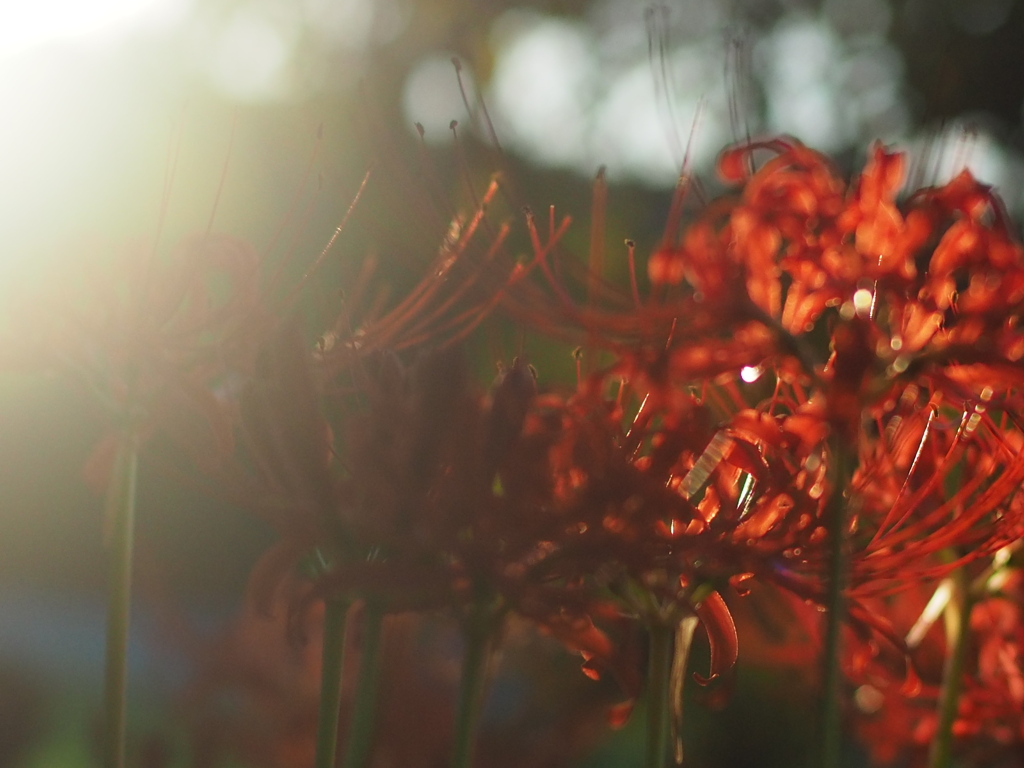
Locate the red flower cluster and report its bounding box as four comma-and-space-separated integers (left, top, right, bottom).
221, 135, 1024, 764
491, 137, 1024, 755
515, 142, 1016, 590
22, 133, 1024, 766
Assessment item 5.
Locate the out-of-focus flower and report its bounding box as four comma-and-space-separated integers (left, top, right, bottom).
838, 560, 1024, 768
2, 234, 268, 488
232, 176, 553, 615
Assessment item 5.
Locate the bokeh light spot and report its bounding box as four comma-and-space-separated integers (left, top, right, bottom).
402, 54, 475, 143
489, 11, 597, 170
207, 8, 296, 102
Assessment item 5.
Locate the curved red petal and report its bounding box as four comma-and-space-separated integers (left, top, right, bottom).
693, 591, 739, 685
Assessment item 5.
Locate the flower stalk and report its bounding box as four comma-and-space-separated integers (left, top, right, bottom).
928, 566, 973, 768
646, 622, 675, 768
102, 426, 140, 768
315, 598, 350, 768
451, 600, 496, 768
820, 439, 853, 768
343, 601, 385, 768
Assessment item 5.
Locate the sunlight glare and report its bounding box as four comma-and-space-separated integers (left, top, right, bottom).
0, 0, 183, 57
0, 0, 190, 275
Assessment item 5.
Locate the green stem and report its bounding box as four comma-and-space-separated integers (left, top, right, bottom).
928, 568, 973, 768
103, 428, 139, 768
315, 599, 350, 768
820, 442, 852, 768
646, 623, 674, 768
451, 606, 494, 768
342, 602, 384, 768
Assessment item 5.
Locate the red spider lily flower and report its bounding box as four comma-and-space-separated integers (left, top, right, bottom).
236, 335, 665, 720
516, 371, 759, 692
836, 561, 1024, 768
492, 136, 1024, 737
0, 233, 270, 768
313, 349, 625, 651
201, 132, 1024, 763
671, 141, 1024, 585
228, 173, 552, 602
227, 173, 546, 557
237, 333, 566, 616
312, 178, 541, 374
3, 234, 267, 489
231, 319, 338, 556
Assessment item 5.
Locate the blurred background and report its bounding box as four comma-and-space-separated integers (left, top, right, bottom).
1, 0, 1023, 765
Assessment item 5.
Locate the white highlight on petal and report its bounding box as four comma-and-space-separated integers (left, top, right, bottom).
905, 578, 953, 649
740, 365, 763, 383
